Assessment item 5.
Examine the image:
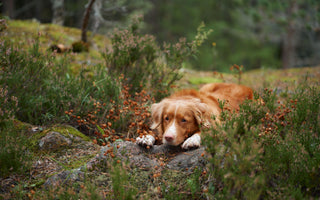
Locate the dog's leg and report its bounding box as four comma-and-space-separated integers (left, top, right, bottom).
136, 134, 155, 147
181, 133, 201, 149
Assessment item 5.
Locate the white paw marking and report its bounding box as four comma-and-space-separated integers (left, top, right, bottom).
181, 134, 201, 149
136, 135, 155, 146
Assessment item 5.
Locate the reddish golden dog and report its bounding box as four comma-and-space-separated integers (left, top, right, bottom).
136, 83, 253, 149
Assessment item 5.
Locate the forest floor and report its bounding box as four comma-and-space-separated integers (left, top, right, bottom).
1, 19, 319, 199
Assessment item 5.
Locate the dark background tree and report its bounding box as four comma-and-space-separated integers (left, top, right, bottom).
1, 0, 319, 71
242, 0, 320, 69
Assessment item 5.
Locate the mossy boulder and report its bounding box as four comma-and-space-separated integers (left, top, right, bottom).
28, 124, 91, 152
39, 131, 72, 150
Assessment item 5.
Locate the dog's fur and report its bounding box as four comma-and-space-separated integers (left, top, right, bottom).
136, 83, 253, 149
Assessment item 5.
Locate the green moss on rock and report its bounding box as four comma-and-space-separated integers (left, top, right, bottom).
49, 125, 91, 142
28, 124, 91, 151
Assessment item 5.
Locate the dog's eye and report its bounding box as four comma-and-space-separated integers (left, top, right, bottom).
181, 118, 187, 123
165, 116, 169, 121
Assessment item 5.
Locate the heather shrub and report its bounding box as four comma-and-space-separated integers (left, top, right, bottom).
0, 86, 18, 128
0, 87, 31, 177
204, 83, 320, 199
0, 38, 70, 124
109, 161, 138, 200
0, 18, 7, 32
103, 17, 212, 100
0, 37, 121, 125
0, 125, 32, 177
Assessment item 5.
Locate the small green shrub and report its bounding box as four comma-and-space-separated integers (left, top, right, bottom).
103, 17, 212, 100
0, 87, 31, 177
72, 41, 89, 52
109, 161, 138, 200
32, 179, 102, 200
0, 124, 32, 178
0, 86, 18, 127
0, 18, 7, 32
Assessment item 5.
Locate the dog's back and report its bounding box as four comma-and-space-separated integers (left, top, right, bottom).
200, 83, 253, 110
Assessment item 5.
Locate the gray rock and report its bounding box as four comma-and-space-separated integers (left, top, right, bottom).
44, 168, 84, 188
39, 131, 72, 150
166, 147, 206, 172
41, 140, 208, 188
98, 141, 207, 171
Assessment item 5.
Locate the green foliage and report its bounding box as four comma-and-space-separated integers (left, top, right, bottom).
0, 86, 18, 127
0, 86, 31, 177
0, 18, 7, 32
72, 41, 89, 52
145, 0, 281, 71
186, 167, 202, 198
204, 83, 320, 199
0, 121, 32, 177
109, 161, 137, 200
32, 179, 102, 200
103, 16, 211, 100
1, 38, 68, 124
145, 0, 320, 70
0, 36, 120, 125
161, 184, 186, 200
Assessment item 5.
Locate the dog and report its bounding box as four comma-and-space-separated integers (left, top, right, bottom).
136, 83, 253, 149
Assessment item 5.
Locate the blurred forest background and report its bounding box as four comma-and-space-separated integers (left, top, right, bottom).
1, 0, 320, 71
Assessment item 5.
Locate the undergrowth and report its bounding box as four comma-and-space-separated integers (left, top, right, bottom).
0, 87, 31, 177
204, 82, 320, 199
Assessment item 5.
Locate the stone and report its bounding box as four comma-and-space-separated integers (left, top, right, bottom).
43, 168, 84, 188
166, 147, 206, 172
38, 139, 208, 189
39, 131, 72, 150
98, 141, 207, 171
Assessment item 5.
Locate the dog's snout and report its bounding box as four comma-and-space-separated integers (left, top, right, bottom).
165, 135, 174, 142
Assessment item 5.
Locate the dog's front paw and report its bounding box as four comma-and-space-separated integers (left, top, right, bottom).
136, 134, 155, 147
181, 134, 201, 149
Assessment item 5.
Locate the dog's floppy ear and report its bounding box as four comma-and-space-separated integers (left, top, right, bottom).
193, 103, 212, 129
150, 101, 165, 134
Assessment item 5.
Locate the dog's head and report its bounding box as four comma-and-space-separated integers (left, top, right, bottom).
150, 98, 211, 146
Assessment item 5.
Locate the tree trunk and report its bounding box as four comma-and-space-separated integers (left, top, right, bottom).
282, 26, 296, 69
281, 1, 298, 69
51, 0, 65, 25
81, 0, 96, 43
3, 0, 15, 18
